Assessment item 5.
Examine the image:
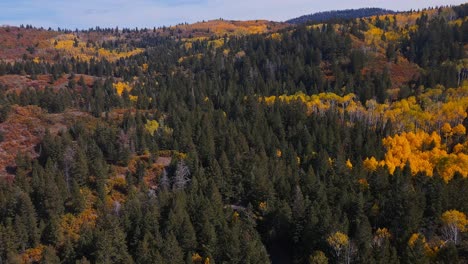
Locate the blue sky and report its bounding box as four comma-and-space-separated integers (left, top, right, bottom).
0, 0, 465, 29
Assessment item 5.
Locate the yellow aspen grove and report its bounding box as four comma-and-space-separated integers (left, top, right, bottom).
363, 157, 380, 172
327, 232, 349, 258
260, 85, 468, 132
113, 82, 132, 96
145, 120, 160, 136
365, 130, 468, 181
373, 228, 391, 248
441, 210, 468, 244
1, 3, 468, 264
52, 34, 144, 61
327, 231, 356, 264
452, 124, 466, 136
408, 233, 435, 256
441, 123, 452, 140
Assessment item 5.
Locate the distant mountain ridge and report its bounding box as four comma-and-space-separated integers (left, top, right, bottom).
287, 8, 396, 24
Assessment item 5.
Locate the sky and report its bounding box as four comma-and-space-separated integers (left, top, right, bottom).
0, 0, 466, 29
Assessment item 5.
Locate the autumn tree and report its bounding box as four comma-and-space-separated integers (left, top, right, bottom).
441, 210, 467, 244
309, 251, 328, 264
327, 232, 356, 264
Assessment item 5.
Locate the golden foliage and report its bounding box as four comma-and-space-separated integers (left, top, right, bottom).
21, 245, 45, 264
449, 17, 468, 26
309, 250, 329, 264
441, 210, 468, 232
327, 231, 349, 251
235, 51, 246, 59
364, 26, 384, 46
374, 131, 468, 181
113, 82, 132, 96
262, 92, 357, 116
453, 124, 466, 136
408, 233, 425, 247
108, 177, 127, 192
346, 159, 353, 169
145, 120, 160, 136
59, 209, 97, 244
375, 228, 391, 239
169, 19, 286, 43
190, 254, 211, 264
384, 31, 400, 42
129, 95, 138, 102
208, 38, 224, 49
276, 149, 282, 158
233, 211, 240, 221
362, 9, 439, 48
158, 150, 187, 159
184, 42, 193, 50
180, 20, 271, 37
261, 87, 468, 182
269, 33, 282, 41
408, 233, 437, 256
441, 209, 467, 244
363, 157, 380, 172
52, 34, 144, 62
382, 131, 438, 176
441, 123, 452, 136
192, 253, 203, 263
178, 53, 203, 63
373, 228, 391, 247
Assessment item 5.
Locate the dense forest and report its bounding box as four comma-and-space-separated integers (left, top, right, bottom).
286, 8, 395, 24
0, 3, 467, 264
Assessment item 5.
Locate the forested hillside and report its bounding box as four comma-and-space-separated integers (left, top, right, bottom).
0, 4, 467, 264
287, 8, 395, 24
